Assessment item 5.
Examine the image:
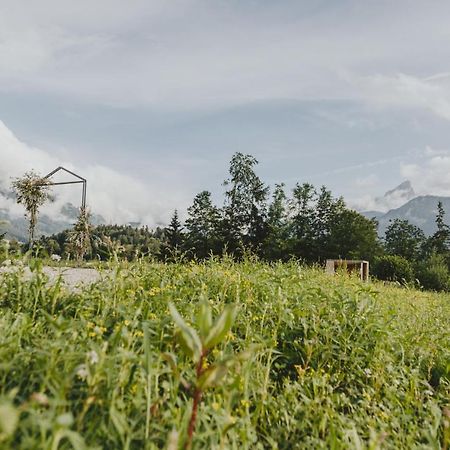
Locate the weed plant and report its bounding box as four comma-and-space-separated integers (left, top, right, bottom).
0, 258, 449, 449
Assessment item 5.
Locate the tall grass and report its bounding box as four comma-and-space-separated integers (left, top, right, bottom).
0, 258, 449, 449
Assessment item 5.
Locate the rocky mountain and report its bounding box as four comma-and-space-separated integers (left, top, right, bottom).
370, 180, 416, 213
362, 183, 450, 236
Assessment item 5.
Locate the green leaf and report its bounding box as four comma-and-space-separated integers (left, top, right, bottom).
169, 303, 202, 362
51, 430, 87, 450
197, 363, 228, 390
196, 297, 212, 340
143, 321, 152, 373
204, 305, 237, 350
109, 406, 129, 439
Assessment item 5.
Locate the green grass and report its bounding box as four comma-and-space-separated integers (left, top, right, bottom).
0, 258, 449, 449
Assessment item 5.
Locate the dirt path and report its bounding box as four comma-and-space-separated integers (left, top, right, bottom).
0, 264, 102, 289
42, 267, 102, 287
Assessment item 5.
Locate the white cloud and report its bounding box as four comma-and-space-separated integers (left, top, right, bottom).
355, 174, 379, 189
1, 0, 450, 112
401, 155, 450, 197
0, 120, 187, 226
354, 73, 450, 121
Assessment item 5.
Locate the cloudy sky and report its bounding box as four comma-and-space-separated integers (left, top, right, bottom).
2, 0, 450, 224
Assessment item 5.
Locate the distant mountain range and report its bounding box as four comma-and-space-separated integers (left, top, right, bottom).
361, 181, 450, 236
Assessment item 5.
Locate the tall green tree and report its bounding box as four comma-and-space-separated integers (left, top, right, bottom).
222, 153, 269, 253
313, 186, 346, 260
384, 219, 425, 261
426, 201, 450, 257
263, 183, 289, 260
164, 210, 184, 259
185, 191, 221, 258
327, 209, 380, 260
288, 183, 316, 260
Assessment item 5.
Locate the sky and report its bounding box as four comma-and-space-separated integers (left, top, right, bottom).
2, 0, 450, 225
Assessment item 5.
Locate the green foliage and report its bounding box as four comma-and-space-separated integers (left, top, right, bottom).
38, 224, 162, 261
0, 259, 449, 448
169, 301, 239, 448
384, 218, 426, 260
372, 255, 415, 283
185, 191, 221, 259
162, 210, 184, 261
222, 152, 269, 253
416, 253, 450, 292
33, 153, 383, 265
424, 201, 450, 259
263, 183, 289, 260
326, 209, 381, 261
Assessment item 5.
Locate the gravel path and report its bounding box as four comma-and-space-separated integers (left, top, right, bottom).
0, 264, 102, 289
42, 267, 102, 287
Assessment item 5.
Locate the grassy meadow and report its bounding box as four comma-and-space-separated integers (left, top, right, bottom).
0, 258, 449, 449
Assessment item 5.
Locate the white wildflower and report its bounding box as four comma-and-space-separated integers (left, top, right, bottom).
87, 350, 99, 364
76, 364, 89, 380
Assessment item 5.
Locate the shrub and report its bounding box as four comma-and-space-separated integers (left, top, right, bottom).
416, 254, 450, 292
372, 255, 414, 283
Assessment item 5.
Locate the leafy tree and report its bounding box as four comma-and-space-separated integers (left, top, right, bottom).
384, 219, 426, 261
326, 209, 380, 260
313, 186, 346, 260
185, 191, 221, 258
288, 183, 316, 260
262, 183, 290, 260
424, 201, 450, 258
222, 153, 269, 253
11, 171, 51, 244
416, 253, 450, 292
372, 255, 414, 283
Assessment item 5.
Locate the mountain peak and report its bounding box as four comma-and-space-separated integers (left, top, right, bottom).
383, 180, 415, 199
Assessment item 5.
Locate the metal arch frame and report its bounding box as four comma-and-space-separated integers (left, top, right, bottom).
42, 166, 87, 209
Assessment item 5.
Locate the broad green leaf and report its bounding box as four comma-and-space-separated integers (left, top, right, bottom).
143, 321, 152, 373
204, 305, 237, 350
51, 430, 86, 450
196, 297, 212, 340
169, 303, 202, 362
197, 363, 228, 390
109, 406, 129, 438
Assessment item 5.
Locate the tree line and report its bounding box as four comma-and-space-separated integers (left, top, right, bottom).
37, 153, 381, 262
5, 152, 450, 291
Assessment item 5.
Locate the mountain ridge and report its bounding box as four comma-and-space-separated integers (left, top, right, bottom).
361, 194, 450, 236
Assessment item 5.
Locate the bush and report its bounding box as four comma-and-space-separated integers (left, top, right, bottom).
416, 254, 450, 292
372, 255, 414, 283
